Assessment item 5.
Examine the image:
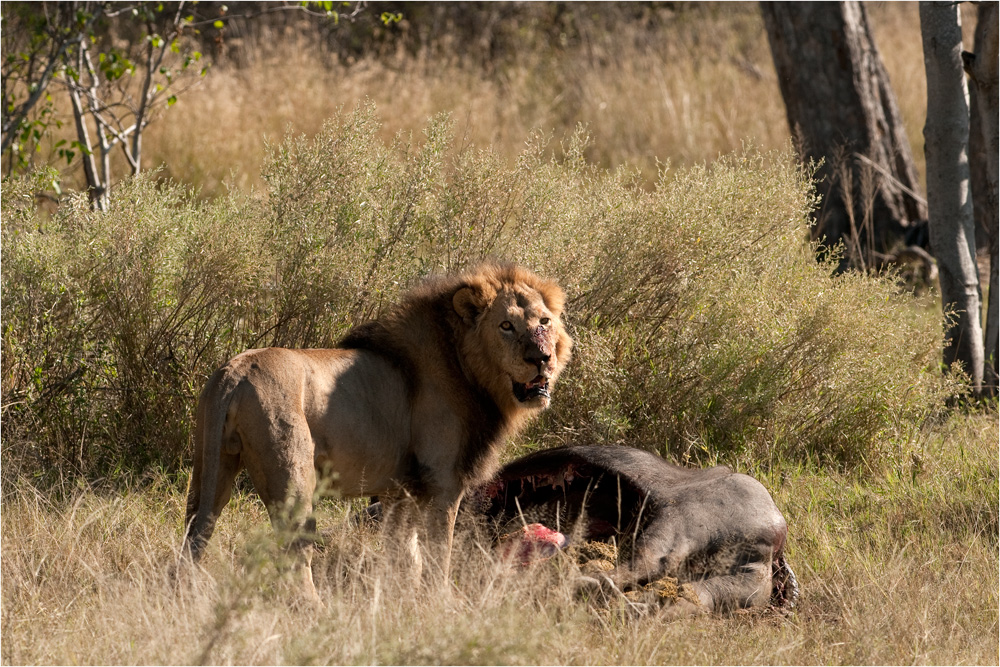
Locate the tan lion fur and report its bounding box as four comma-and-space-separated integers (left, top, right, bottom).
182, 262, 572, 599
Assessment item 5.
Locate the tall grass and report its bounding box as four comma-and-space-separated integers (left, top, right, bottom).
139, 3, 790, 196
2, 105, 954, 483
2, 412, 995, 664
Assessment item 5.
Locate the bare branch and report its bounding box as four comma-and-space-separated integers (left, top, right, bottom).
182, 1, 367, 27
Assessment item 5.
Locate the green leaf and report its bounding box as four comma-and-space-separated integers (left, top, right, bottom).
380, 11, 403, 25
213, 20, 224, 28
167, 95, 177, 107
71, 140, 92, 156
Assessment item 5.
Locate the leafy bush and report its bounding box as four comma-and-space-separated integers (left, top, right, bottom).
529, 150, 953, 469
1, 104, 951, 484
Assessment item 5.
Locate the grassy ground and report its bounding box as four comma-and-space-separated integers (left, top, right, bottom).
2, 412, 996, 665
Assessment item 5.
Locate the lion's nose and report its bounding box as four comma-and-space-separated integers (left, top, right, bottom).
524, 345, 551, 368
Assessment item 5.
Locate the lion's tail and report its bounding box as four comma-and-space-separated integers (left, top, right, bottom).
183, 366, 243, 562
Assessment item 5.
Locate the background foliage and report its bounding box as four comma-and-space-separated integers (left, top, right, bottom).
2, 105, 955, 485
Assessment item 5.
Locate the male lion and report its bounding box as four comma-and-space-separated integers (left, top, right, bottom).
182, 262, 572, 600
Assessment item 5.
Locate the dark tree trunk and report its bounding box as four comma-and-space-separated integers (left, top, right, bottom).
920, 1, 984, 394
761, 1, 927, 271
965, 2, 999, 396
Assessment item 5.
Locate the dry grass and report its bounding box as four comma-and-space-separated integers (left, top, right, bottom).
134, 2, 980, 200
2, 413, 996, 665
74, 3, 905, 199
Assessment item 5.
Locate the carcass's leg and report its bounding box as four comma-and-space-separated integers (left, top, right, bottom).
683, 562, 774, 613
578, 544, 773, 618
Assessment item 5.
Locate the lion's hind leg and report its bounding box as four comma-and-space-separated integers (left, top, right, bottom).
239, 413, 321, 604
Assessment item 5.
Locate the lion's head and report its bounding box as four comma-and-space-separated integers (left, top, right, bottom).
450, 263, 573, 415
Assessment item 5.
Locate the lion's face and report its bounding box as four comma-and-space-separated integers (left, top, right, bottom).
481, 289, 562, 408
454, 279, 572, 413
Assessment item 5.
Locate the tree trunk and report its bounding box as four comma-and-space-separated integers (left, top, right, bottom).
920, 1, 984, 394
761, 2, 927, 272
965, 2, 999, 397
67, 74, 106, 211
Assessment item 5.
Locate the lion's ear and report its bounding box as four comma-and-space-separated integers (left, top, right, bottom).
453, 286, 485, 326
541, 285, 565, 318
454, 281, 499, 326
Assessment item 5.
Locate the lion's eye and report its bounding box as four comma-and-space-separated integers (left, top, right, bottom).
500, 321, 514, 331
539, 317, 550, 325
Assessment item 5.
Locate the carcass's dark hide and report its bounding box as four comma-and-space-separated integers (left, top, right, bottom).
468, 445, 799, 614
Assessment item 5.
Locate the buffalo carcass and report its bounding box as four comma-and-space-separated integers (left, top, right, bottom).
469, 445, 799, 616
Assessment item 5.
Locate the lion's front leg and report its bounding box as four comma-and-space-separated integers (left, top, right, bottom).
420, 490, 464, 588
379, 487, 463, 590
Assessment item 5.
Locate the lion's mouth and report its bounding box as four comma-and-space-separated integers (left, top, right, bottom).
513, 375, 550, 402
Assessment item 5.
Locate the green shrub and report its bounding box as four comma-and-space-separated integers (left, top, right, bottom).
1, 104, 952, 484
530, 150, 954, 469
